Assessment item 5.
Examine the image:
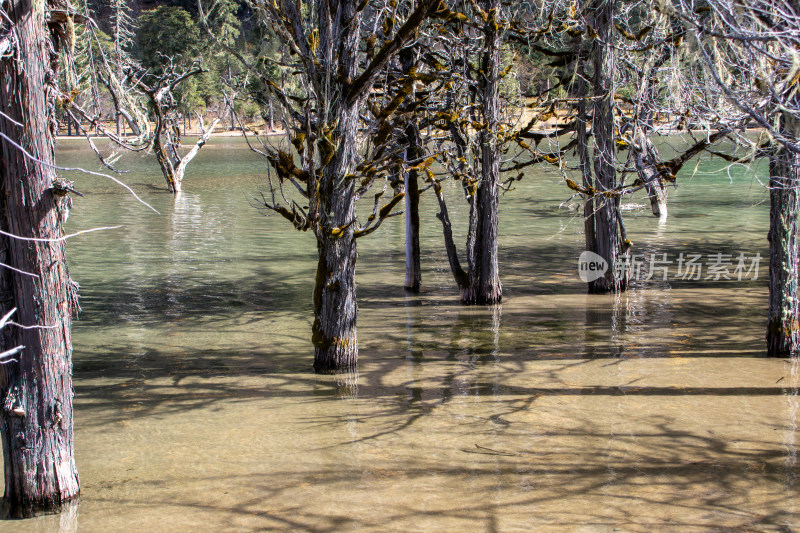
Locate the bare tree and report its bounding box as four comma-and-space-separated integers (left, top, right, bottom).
430, 0, 567, 304
134, 59, 220, 194
215, 0, 440, 372
667, 0, 800, 356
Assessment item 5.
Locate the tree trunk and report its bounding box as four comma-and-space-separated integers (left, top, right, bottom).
400, 48, 421, 293
152, 124, 180, 193
267, 99, 274, 132
312, 232, 358, 373
576, 69, 596, 258
633, 130, 668, 218
403, 136, 421, 292
632, 47, 670, 219
462, 0, 502, 305
587, 0, 626, 294
0, 0, 79, 514
312, 0, 361, 372
767, 121, 800, 356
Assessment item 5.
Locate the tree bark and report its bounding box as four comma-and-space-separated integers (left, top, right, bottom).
576, 67, 596, 257
766, 118, 800, 356
0, 0, 79, 514
151, 112, 181, 192
462, 0, 502, 305
311, 0, 361, 372
403, 127, 422, 292
587, 0, 626, 294
313, 230, 358, 373
400, 48, 422, 293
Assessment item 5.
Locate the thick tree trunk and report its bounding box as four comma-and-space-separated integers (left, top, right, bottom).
766, 126, 800, 356
587, 0, 626, 294
462, 0, 502, 305
312, 232, 358, 372
0, 0, 79, 513
312, 0, 361, 372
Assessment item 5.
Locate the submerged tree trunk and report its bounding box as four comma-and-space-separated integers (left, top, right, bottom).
631, 46, 670, 219
401, 49, 422, 293
151, 101, 218, 193
311, 0, 361, 373
400, 48, 422, 293
576, 71, 596, 259
587, 0, 626, 294
766, 117, 800, 356
462, 0, 502, 304
0, 0, 80, 513
434, 2, 502, 304
403, 125, 422, 292
313, 230, 358, 372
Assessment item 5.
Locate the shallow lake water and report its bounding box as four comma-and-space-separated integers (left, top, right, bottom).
3, 136, 798, 531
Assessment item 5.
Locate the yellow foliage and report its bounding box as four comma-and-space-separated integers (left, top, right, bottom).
309, 29, 319, 55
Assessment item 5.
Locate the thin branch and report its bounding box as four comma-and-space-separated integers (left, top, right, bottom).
0, 225, 123, 243
0, 130, 159, 214
0, 261, 39, 278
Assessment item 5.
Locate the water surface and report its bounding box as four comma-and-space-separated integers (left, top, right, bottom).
4, 136, 797, 532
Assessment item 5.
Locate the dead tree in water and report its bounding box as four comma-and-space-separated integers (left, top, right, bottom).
135, 60, 219, 193
669, 0, 800, 356
616, 7, 687, 219
508, 0, 629, 293
210, 0, 441, 372
432, 1, 544, 304
515, 0, 733, 293
56, 16, 215, 194
0, 0, 80, 513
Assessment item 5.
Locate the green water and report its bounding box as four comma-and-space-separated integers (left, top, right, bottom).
4, 136, 797, 532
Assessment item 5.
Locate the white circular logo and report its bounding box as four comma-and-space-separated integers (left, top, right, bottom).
578, 251, 608, 282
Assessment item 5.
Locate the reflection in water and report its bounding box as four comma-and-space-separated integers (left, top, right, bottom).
4, 138, 796, 531
2, 500, 78, 531
785, 358, 798, 488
